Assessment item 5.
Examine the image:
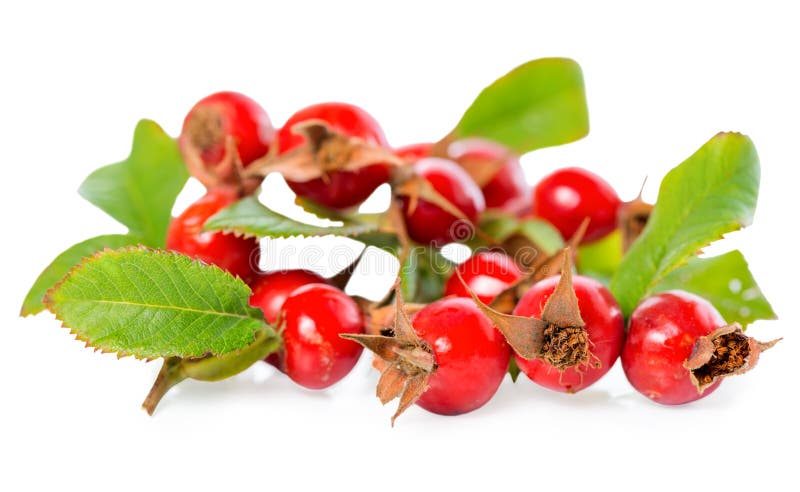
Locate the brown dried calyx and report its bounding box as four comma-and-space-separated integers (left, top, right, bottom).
463, 251, 593, 371
684, 323, 781, 393
181, 132, 263, 196
244, 120, 404, 182
490, 218, 588, 314
618, 179, 653, 252
341, 284, 436, 426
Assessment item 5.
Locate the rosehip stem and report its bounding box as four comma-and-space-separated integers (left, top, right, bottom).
141, 328, 282, 415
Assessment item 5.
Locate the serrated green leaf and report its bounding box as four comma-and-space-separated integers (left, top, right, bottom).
577, 230, 623, 285
453, 58, 589, 154
44, 247, 270, 359
654, 250, 776, 327
352, 232, 401, 256
611, 133, 760, 316
204, 196, 379, 238
78, 120, 188, 247
21, 234, 141, 317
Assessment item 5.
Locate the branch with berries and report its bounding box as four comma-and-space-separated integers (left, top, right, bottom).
21, 58, 780, 424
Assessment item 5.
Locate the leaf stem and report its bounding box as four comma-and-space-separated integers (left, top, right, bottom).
141, 357, 186, 415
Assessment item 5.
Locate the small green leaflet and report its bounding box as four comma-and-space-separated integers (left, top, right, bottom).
577, 230, 623, 287
611, 133, 760, 316
479, 214, 564, 255
45, 247, 271, 359
654, 250, 776, 327
204, 196, 379, 239
453, 58, 589, 154
78, 120, 189, 247
21, 234, 141, 316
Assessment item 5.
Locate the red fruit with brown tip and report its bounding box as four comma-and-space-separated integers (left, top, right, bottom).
166, 188, 259, 282
444, 251, 523, 304
180, 91, 274, 168
532, 167, 621, 243
279, 102, 391, 209
512, 274, 624, 393
412, 297, 511, 415
401, 157, 485, 246
249, 270, 329, 324
622, 291, 726, 405
278, 284, 365, 389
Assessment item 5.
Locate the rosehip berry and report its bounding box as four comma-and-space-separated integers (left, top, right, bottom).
180, 91, 274, 167
279, 102, 391, 209
394, 142, 433, 161
277, 284, 365, 389
622, 291, 725, 405
448, 138, 531, 214
166, 188, 259, 282
249, 270, 328, 324
531, 167, 621, 243
512, 274, 624, 393
444, 251, 523, 304
401, 157, 485, 246
412, 297, 510, 415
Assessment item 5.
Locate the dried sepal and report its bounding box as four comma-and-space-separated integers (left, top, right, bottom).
684, 323, 781, 393
340, 283, 436, 426
181, 135, 262, 196
490, 219, 587, 314
245, 120, 403, 182
366, 302, 426, 335
618, 180, 653, 252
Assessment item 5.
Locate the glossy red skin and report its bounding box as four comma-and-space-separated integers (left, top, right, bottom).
394, 142, 433, 161
278, 284, 365, 389
180, 91, 274, 167
249, 270, 329, 324
444, 251, 524, 304
412, 297, 510, 415
401, 157, 485, 246
166, 188, 259, 282
512, 274, 624, 393
622, 291, 725, 405
280, 102, 391, 209
448, 138, 530, 214
531, 167, 621, 243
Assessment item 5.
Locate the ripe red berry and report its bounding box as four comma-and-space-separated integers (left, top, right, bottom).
411, 297, 510, 415
444, 251, 523, 304
449, 138, 530, 214
531, 167, 621, 243
166, 188, 259, 282
180, 91, 274, 167
622, 291, 726, 405
249, 270, 328, 324
401, 157, 485, 246
394, 142, 433, 161
279, 102, 391, 209
277, 284, 365, 389
512, 274, 624, 393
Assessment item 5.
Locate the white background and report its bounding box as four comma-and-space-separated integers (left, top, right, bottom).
1, 1, 798, 491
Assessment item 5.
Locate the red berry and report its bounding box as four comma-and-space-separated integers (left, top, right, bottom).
249, 270, 329, 324
279, 102, 391, 209
449, 138, 530, 214
512, 274, 624, 393
394, 142, 433, 161
180, 91, 274, 167
401, 157, 485, 246
622, 291, 726, 405
166, 188, 259, 282
411, 297, 510, 415
531, 167, 621, 243
278, 284, 365, 389
444, 251, 523, 304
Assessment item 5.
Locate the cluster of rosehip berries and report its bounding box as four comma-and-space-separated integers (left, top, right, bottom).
165, 91, 774, 423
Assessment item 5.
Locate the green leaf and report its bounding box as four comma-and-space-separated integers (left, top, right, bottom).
44, 247, 271, 359
478, 214, 564, 255
654, 250, 776, 327
399, 248, 453, 304
453, 58, 589, 154
577, 230, 623, 286
78, 120, 188, 247
352, 232, 401, 256
21, 234, 140, 317
611, 133, 760, 316
204, 196, 379, 239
